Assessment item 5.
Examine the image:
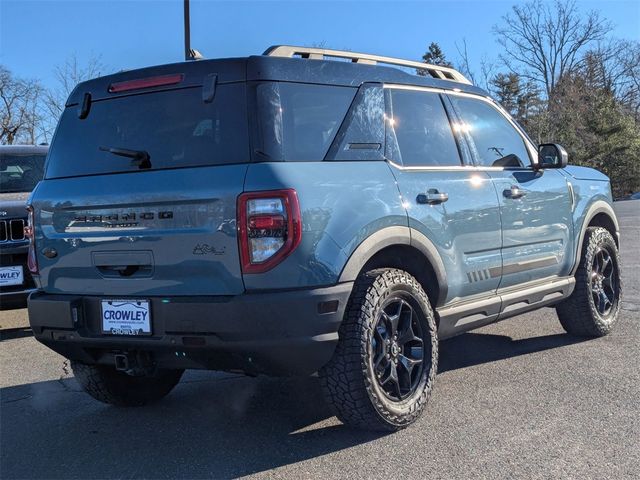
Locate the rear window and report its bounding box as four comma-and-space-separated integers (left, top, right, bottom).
0, 153, 46, 193
46, 83, 249, 179
253, 82, 356, 161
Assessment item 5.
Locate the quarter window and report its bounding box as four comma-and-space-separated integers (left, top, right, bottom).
449, 95, 531, 168
254, 82, 356, 162
387, 89, 461, 167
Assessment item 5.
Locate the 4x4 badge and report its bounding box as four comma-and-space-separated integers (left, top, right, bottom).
193, 243, 225, 256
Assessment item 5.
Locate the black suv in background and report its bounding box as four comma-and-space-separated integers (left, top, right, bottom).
0, 145, 47, 308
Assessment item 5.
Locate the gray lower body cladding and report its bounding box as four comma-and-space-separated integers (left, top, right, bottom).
28, 283, 353, 376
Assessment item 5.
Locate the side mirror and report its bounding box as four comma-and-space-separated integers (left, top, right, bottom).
537, 143, 568, 169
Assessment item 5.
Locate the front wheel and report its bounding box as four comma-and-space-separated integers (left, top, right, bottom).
556, 227, 622, 336
319, 268, 438, 431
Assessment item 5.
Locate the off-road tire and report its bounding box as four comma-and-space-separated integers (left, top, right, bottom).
319, 268, 438, 431
556, 227, 622, 336
71, 361, 183, 406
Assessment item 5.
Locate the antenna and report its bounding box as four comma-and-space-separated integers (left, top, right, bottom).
183, 0, 191, 61
183, 0, 203, 61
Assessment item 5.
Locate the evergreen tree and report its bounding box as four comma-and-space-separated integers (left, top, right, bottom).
416, 42, 452, 76
549, 74, 640, 197
491, 73, 521, 115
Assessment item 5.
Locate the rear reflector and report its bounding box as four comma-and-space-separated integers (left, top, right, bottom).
108, 74, 184, 93
249, 215, 285, 230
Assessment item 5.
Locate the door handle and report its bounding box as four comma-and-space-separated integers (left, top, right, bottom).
417, 189, 449, 205
503, 185, 527, 199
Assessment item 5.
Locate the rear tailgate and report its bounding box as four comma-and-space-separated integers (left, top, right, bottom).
31, 61, 250, 296
32, 166, 247, 296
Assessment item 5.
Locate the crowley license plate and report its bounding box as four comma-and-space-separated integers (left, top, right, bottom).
0, 265, 24, 287
101, 299, 151, 335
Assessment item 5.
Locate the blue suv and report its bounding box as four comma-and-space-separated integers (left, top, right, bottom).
27, 46, 622, 431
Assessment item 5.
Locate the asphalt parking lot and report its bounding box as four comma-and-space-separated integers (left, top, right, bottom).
1, 200, 638, 479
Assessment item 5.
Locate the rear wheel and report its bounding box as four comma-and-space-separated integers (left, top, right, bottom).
319, 268, 438, 431
556, 227, 622, 336
71, 361, 183, 406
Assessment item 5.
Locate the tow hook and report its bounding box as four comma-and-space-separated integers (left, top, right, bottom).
114, 353, 130, 372
113, 352, 154, 376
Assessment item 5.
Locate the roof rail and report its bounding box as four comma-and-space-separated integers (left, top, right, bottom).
263, 45, 471, 85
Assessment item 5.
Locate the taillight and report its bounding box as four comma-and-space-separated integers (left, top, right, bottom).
237, 189, 302, 274
25, 205, 38, 274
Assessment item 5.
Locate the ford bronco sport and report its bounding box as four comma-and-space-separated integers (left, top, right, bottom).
27, 46, 622, 431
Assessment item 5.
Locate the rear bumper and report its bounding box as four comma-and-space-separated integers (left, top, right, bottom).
28, 283, 353, 376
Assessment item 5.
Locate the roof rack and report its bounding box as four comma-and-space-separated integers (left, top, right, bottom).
263, 45, 471, 85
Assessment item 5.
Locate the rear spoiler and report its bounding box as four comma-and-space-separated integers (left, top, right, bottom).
66, 58, 247, 107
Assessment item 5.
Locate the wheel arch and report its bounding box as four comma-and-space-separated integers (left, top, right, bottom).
338, 226, 448, 307
571, 200, 620, 275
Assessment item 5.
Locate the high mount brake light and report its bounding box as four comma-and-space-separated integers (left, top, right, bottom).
237, 190, 302, 274
25, 206, 38, 274
108, 74, 184, 93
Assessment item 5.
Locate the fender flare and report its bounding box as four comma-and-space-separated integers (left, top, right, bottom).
338, 226, 448, 306
571, 200, 620, 275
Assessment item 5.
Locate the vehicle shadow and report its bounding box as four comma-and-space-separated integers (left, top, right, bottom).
438, 331, 587, 373
1, 330, 587, 479
0, 327, 33, 341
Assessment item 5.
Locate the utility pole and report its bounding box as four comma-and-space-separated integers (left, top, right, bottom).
184, 0, 191, 61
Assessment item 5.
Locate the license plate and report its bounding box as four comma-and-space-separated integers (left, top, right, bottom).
101, 299, 151, 336
0, 265, 24, 287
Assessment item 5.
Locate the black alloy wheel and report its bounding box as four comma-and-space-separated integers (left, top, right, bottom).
556, 227, 622, 337
590, 247, 618, 317
370, 297, 425, 401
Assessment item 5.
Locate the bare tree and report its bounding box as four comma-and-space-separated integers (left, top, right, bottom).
0, 66, 44, 145
479, 57, 499, 92
451, 39, 498, 92
583, 40, 640, 120
494, 0, 611, 96
455, 39, 476, 85
42, 53, 107, 136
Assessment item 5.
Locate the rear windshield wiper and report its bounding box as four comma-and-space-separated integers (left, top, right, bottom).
99, 146, 152, 169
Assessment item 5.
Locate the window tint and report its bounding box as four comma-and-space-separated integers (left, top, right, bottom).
449, 96, 531, 167
46, 84, 248, 179
254, 82, 356, 161
387, 89, 461, 167
0, 154, 45, 193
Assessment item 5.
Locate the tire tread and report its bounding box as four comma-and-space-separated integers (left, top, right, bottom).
556, 227, 622, 337
319, 268, 438, 431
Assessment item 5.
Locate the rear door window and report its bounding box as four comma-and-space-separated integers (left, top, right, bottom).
253, 82, 356, 161
386, 89, 462, 167
46, 83, 249, 179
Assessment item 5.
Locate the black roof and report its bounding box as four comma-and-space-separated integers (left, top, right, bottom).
67, 55, 489, 106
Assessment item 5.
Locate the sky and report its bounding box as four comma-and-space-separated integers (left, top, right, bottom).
1, 0, 639, 91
